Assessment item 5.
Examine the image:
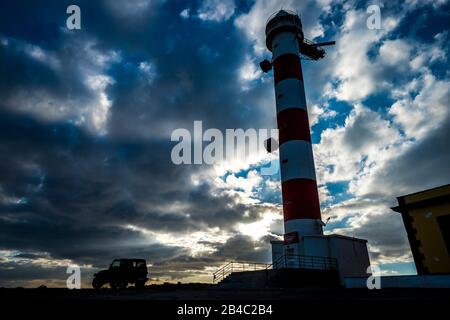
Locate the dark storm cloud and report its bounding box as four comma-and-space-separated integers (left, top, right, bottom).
0, 1, 103, 104
0, 0, 276, 286
1, 0, 273, 138
0, 261, 67, 284
0, 109, 268, 268
102, 1, 273, 140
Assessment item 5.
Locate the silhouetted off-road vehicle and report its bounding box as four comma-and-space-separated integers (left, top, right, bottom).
92, 259, 148, 290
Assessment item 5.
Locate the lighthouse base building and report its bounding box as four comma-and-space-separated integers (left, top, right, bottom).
270, 235, 370, 285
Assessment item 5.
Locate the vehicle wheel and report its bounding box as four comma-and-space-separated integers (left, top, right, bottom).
135, 281, 145, 289
118, 282, 127, 290
92, 278, 103, 290
110, 282, 119, 290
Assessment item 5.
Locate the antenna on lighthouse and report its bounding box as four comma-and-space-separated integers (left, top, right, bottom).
299, 38, 335, 60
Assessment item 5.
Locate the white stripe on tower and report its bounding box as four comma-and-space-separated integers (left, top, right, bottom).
279, 140, 316, 182
275, 78, 307, 113
271, 31, 300, 60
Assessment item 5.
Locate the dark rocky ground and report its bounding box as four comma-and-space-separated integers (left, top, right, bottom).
2, 285, 448, 318
2, 284, 449, 301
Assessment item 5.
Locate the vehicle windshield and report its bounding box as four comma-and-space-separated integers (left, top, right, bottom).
110, 260, 121, 268
136, 261, 146, 268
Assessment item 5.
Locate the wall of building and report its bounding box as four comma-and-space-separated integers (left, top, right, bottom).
393, 184, 450, 274
407, 203, 450, 273
328, 237, 371, 282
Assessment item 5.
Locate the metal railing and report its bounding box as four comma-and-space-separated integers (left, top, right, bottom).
213, 255, 338, 283
265, 9, 300, 25
270, 254, 337, 271
212, 261, 271, 283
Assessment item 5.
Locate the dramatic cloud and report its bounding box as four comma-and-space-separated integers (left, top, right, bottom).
197, 0, 236, 22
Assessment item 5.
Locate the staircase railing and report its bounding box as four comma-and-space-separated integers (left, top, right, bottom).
268, 254, 338, 270
213, 254, 338, 283
212, 261, 271, 283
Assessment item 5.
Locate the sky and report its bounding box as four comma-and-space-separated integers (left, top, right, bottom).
0, 0, 449, 287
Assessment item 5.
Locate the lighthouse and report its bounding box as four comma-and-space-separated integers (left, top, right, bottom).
261, 10, 371, 280
266, 10, 323, 241
262, 10, 331, 255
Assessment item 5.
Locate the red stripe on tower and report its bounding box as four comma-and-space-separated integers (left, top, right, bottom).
281, 179, 321, 220
273, 54, 303, 85
277, 108, 311, 144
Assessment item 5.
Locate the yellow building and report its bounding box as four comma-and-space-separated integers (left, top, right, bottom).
392, 184, 450, 274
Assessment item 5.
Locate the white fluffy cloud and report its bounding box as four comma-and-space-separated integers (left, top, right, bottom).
327, 9, 399, 101
389, 72, 450, 140
239, 56, 263, 88
323, 200, 413, 270
315, 104, 402, 184
84, 74, 115, 134
309, 103, 337, 127
197, 0, 236, 22
379, 39, 411, 66
315, 60, 448, 266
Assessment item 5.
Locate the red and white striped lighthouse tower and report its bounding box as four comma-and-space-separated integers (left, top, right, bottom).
264, 10, 323, 241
